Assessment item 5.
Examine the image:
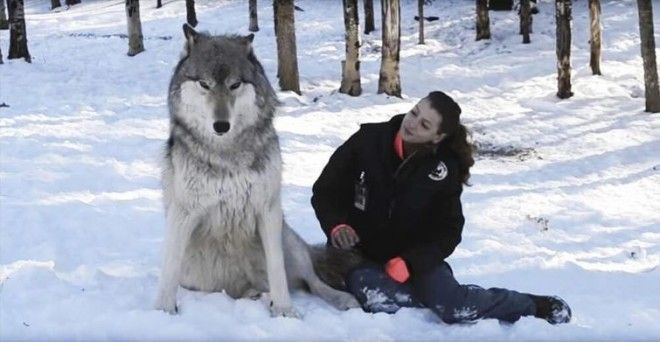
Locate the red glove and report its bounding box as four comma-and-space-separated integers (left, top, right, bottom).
385, 256, 410, 283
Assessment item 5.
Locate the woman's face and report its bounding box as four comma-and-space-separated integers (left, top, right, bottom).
400, 98, 446, 144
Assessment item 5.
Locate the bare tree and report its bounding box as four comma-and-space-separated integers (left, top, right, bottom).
7, 0, 31, 62
340, 0, 362, 96
65, 0, 81, 6
249, 0, 259, 32
378, 0, 401, 97
1, 0, 8, 30
364, 0, 375, 34
637, 0, 660, 112
476, 0, 490, 41
520, 0, 532, 44
417, 0, 424, 44
125, 0, 145, 56
186, 0, 198, 27
274, 0, 301, 95
556, 0, 573, 99
589, 0, 602, 75
1, 46, 3, 64
156, 0, 162, 9
51, 0, 62, 10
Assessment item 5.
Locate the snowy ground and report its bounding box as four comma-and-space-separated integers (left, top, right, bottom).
1, 0, 659, 340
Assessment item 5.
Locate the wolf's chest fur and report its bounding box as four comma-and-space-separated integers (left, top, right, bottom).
168, 143, 281, 241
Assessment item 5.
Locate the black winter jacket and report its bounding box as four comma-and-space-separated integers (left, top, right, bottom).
311, 114, 465, 274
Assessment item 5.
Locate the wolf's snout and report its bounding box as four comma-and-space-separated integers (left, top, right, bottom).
213, 121, 231, 135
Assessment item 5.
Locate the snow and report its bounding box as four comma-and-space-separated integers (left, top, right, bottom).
1, 0, 659, 340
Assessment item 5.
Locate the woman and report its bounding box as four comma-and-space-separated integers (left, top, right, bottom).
311, 91, 571, 325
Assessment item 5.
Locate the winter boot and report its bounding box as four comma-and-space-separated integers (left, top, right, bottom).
529, 295, 572, 324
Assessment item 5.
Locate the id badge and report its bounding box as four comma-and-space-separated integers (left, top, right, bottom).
354, 171, 367, 211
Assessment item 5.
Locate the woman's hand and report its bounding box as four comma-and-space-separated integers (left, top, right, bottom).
330, 224, 360, 250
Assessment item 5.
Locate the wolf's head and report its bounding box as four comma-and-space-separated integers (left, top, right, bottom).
168, 24, 278, 142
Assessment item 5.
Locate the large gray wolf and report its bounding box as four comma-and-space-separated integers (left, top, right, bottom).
154, 24, 360, 317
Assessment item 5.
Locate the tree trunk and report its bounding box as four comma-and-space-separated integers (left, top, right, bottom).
1, 0, 9, 30
556, 0, 573, 99
476, 0, 490, 41
273, 1, 280, 78
378, 0, 401, 97
274, 0, 301, 95
125, 0, 145, 56
51, 0, 62, 10
637, 0, 660, 112
417, 0, 424, 44
249, 0, 259, 32
186, 0, 197, 27
7, 0, 31, 62
589, 0, 602, 75
340, 0, 362, 96
65, 0, 81, 6
156, 0, 162, 9
520, 0, 532, 43
364, 0, 375, 34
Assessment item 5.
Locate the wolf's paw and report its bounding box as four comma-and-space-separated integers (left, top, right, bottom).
316, 286, 361, 310
242, 288, 264, 300
336, 293, 361, 310
269, 302, 301, 319
154, 296, 178, 314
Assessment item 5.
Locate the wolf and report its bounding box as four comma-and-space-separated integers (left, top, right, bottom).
154, 24, 360, 317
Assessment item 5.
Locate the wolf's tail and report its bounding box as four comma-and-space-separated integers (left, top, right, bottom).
308, 245, 365, 291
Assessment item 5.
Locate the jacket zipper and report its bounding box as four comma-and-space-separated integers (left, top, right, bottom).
388, 151, 418, 219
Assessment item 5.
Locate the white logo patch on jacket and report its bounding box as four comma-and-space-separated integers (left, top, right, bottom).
428, 161, 448, 181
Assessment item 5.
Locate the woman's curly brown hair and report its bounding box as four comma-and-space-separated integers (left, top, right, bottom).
426, 91, 475, 185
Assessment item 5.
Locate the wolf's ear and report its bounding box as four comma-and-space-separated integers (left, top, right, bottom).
241, 34, 255, 56
183, 23, 199, 44
181, 23, 199, 58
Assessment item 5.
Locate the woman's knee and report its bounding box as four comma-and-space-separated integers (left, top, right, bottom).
346, 265, 383, 295
414, 265, 461, 303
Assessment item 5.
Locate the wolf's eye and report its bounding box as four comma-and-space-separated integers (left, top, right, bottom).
229, 81, 241, 90
199, 80, 211, 90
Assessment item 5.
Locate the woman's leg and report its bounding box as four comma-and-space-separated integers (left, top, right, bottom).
412, 262, 536, 324
346, 263, 423, 313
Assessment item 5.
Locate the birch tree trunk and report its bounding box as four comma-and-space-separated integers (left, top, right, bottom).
0, 0, 8, 30
378, 0, 401, 97
340, 0, 362, 96
186, 0, 198, 27
249, 0, 259, 32
364, 0, 375, 34
274, 0, 301, 95
589, 0, 602, 75
476, 0, 490, 41
51, 0, 62, 10
556, 0, 573, 99
418, 0, 424, 44
7, 0, 31, 62
125, 0, 145, 56
636, 0, 660, 112
520, 0, 532, 44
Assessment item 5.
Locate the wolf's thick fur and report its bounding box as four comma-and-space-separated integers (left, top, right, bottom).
154, 25, 359, 317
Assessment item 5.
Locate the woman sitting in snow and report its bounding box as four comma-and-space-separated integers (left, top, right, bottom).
311, 91, 571, 325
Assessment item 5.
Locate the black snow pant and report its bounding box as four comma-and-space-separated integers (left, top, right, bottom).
346, 262, 536, 324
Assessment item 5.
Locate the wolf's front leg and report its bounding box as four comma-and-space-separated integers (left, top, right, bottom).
258, 201, 300, 318
154, 205, 198, 314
